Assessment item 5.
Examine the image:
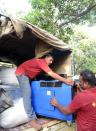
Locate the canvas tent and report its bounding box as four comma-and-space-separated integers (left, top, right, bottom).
0, 14, 72, 76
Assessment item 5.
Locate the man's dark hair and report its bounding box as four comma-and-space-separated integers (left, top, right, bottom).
80, 69, 96, 86
42, 53, 54, 59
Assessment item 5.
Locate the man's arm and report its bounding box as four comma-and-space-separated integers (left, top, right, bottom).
48, 71, 73, 85
51, 98, 73, 115
37, 59, 73, 85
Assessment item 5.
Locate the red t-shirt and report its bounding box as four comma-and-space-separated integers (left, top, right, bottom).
15, 58, 52, 78
68, 88, 96, 131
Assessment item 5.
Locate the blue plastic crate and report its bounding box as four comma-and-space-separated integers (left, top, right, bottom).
31, 81, 73, 121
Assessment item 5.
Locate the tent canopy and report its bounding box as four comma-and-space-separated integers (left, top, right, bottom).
0, 14, 71, 66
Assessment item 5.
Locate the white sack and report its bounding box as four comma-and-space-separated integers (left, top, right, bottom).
0, 98, 29, 128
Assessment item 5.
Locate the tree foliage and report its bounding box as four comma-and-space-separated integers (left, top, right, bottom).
24, 0, 96, 42
70, 27, 96, 74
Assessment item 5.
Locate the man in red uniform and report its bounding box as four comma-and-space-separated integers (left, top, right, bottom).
15, 54, 73, 130
51, 70, 96, 131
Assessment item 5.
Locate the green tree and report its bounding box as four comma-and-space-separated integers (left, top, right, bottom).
70, 27, 96, 74
24, 0, 96, 42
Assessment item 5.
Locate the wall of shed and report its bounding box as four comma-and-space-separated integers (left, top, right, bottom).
52, 54, 72, 77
